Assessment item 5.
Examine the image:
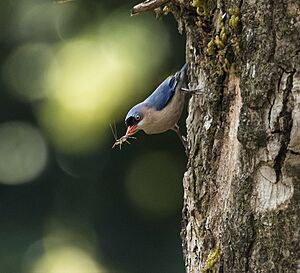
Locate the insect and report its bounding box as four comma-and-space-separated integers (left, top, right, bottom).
110, 123, 136, 150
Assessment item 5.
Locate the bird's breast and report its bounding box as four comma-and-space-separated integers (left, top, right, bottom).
141, 91, 185, 134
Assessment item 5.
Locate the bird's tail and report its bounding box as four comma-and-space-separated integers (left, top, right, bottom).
175, 63, 189, 89
179, 63, 188, 74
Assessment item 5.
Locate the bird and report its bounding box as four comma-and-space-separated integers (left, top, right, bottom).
124, 63, 193, 152
120, 63, 203, 155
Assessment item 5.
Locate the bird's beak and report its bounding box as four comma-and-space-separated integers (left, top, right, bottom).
126, 125, 137, 136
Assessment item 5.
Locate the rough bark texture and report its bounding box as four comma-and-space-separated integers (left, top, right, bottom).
170, 0, 300, 272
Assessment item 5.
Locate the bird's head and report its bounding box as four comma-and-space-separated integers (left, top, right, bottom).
125, 104, 146, 136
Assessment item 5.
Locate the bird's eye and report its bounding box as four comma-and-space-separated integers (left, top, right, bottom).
135, 113, 141, 121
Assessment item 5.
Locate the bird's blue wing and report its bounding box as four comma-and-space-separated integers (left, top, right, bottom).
144, 64, 187, 111
144, 76, 176, 110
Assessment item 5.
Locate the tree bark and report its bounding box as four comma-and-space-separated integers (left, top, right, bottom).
168, 0, 300, 272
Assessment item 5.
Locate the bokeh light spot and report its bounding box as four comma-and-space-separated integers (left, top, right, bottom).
125, 151, 183, 219
36, 13, 170, 154
9, 0, 76, 40
23, 221, 106, 273
3, 43, 55, 101
30, 245, 103, 273
0, 122, 47, 185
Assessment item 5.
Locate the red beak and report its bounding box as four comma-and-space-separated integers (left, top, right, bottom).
126, 125, 137, 136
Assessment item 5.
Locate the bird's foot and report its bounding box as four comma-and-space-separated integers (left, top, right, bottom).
181, 136, 189, 157
181, 87, 204, 95
172, 125, 189, 156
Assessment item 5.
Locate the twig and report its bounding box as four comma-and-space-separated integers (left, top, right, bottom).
131, 0, 170, 16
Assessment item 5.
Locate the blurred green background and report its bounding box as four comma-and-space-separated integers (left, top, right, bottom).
0, 0, 187, 272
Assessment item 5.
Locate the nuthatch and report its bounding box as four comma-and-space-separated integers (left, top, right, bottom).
124, 64, 192, 151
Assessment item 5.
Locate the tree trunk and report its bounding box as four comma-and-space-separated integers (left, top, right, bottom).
170, 0, 300, 272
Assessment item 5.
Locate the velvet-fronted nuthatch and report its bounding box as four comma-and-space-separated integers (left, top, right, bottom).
113, 64, 198, 152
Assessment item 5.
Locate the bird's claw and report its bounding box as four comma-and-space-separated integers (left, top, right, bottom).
181, 87, 204, 95
172, 125, 189, 156
181, 136, 189, 156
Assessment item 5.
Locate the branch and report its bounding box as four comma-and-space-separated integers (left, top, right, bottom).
131, 0, 170, 16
